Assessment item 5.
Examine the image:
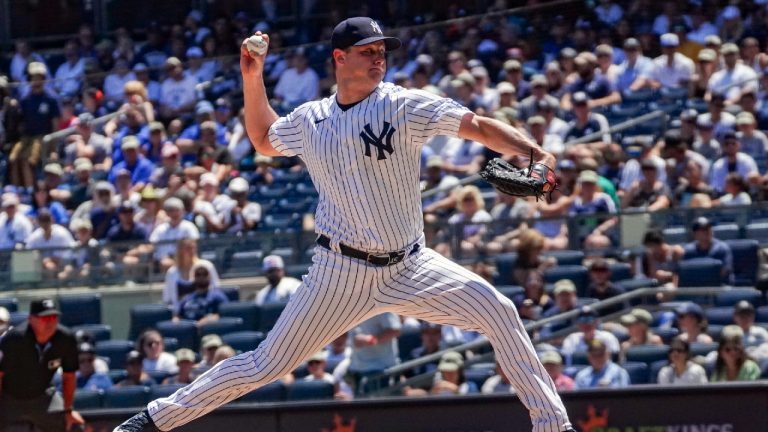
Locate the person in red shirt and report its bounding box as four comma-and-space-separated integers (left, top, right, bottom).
540, 351, 574, 392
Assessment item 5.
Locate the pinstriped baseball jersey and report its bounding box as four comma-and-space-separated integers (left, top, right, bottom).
269, 82, 469, 252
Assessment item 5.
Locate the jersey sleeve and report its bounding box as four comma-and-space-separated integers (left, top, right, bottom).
406, 90, 471, 146
268, 105, 311, 158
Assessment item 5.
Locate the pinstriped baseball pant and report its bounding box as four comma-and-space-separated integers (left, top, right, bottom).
147, 243, 573, 432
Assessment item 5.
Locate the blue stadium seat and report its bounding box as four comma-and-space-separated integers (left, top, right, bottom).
286, 380, 334, 401
267, 247, 295, 265
277, 197, 310, 214
222, 331, 265, 353
95, 340, 135, 369
292, 364, 309, 379
745, 222, 768, 243
163, 337, 178, 352
71, 324, 112, 343
686, 98, 709, 113
715, 288, 763, 307
543, 266, 589, 296
623, 361, 649, 384
465, 363, 496, 388
622, 89, 657, 103
757, 306, 768, 323
258, 184, 293, 199
10, 311, 28, 326
150, 384, 185, 399
617, 278, 657, 291
705, 307, 735, 326
493, 253, 518, 285
678, 258, 723, 287
397, 325, 423, 361
157, 320, 199, 351
108, 369, 128, 384
689, 342, 718, 357
570, 351, 589, 365
295, 182, 318, 197
624, 345, 669, 364
237, 381, 286, 403
662, 227, 687, 244
706, 325, 724, 340
199, 317, 245, 337
129, 304, 173, 340
660, 86, 688, 102
725, 240, 759, 286
228, 250, 265, 275
0, 297, 18, 312
103, 386, 150, 408
59, 294, 102, 327
608, 263, 632, 282
652, 327, 679, 344
220, 285, 241, 302
74, 389, 103, 409
541, 250, 584, 266
258, 302, 288, 332
496, 285, 524, 301
219, 301, 260, 331
649, 359, 669, 383
264, 213, 300, 230
563, 365, 587, 378
712, 224, 740, 241
147, 370, 170, 384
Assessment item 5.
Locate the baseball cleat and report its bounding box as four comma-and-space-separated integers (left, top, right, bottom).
113, 409, 159, 432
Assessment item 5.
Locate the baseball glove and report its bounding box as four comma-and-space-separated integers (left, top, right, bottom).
479, 156, 558, 200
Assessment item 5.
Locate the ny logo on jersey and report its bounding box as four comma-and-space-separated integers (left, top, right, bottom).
370, 20, 382, 35
360, 122, 395, 160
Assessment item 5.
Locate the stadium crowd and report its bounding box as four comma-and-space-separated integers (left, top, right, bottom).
0, 0, 768, 407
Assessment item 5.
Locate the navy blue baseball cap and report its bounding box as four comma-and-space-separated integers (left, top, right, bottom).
331, 17, 401, 51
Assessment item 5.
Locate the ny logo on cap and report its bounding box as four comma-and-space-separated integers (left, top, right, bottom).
43, 299, 54, 309
370, 20, 382, 35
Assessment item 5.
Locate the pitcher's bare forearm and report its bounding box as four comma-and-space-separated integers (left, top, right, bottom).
243, 77, 281, 156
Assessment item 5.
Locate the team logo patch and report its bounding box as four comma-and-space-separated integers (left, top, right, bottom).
48, 358, 62, 370
370, 20, 382, 35
360, 122, 395, 160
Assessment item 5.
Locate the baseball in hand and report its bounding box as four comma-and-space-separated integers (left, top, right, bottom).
246, 35, 268, 56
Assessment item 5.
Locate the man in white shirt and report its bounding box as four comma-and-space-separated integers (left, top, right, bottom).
733, 301, 768, 346
102, 58, 137, 102
159, 57, 198, 120
528, 115, 564, 158
736, 111, 768, 171
632, 33, 694, 90
697, 94, 736, 142
615, 38, 654, 93
254, 255, 300, 306
54, 40, 85, 97
560, 307, 620, 362
709, 131, 760, 194
0, 194, 33, 250
185, 46, 215, 84
25, 209, 76, 278
707, 43, 758, 104
273, 49, 319, 111
149, 197, 200, 270
221, 177, 262, 234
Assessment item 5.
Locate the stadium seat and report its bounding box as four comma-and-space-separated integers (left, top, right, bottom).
662, 227, 687, 244
9, 311, 27, 326
157, 320, 199, 351
58, 294, 102, 327
705, 307, 735, 326
103, 386, 150, 408
0, 297, 18, 312
228, 250, 265, 275
652, 327, 679, 344
222, 331, 265, 353
622, 88, 657, 103
563, 365, 587, 378
258, 302, 288, 332
465, 363, 496, 388
712, 224, 740, 241
757, 306, 768, 323
286, 380, 334, 401
660, 86, 688, 102
108, 369, 128, 384
264, 213, 300, 230
258, 184, 293, 199
199, 317, 245, 337
608, 262, 632, 282
649, 359, 669, 383
715, 288, 763, 307
706, 325, 724, 340
570, 351, 589, 365
541, 250, 584, 266
95, 340, 135, 369
150, 384, 185, 400
678, 258, 723, 287
745, 222, 768, 243
493, 253, 518, 285
624, 345, 669, 364
277, 197, 310, 214
397, 325, 423, 361
219, 301, 260, 331
267, 247, 295, 265
220, 285, 241, 302
295, 182, 318, 197
163, 337, 178, 352
689, 342, 719, 357
623, 361, 649, 384
724, 240, 759, 286
237, 381, 287, 403
616, 278, 657, 291
71, 324, 112, 343
74, 390, 103, 409
543, 266, 589, 296
496, 285, 524, 301
129, 304, 173, 340
147, 370, 170, 384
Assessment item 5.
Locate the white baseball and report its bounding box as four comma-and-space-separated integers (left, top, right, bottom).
246, 35, 268, 56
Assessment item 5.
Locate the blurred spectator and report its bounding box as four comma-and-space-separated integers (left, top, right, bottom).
501, 59, 530, 100
176, 101, 228, 153
59, 218, 99, 280
159, 57, 198, 120
434, 185, 491, 257
615, 38, 653, 93
25, 209, 75, 278
683, 217, 733, 284
540, 279, 580, 335
673, 160, 713, 207
663, 129, 710, 191
735, 112, 768, 170
72, 181, 118, 240
211, 345, 236, 365
713, 173, 752, 206
561, 307, 621, 359
110, 108, 149, 166
562, 53, 620, 111
0, 307, 9, 333
527, 115, 564, 158
470, 66, 497, 111
699, 94, 735, 142
54, 39, 85, 97
562, 92, 611, 149
440, 137, 485, 178
10, 62, 60, 188
0, 194, 33, 250
163, 238, 219, 309
438, 51, 470, 98
692, 112, 721, 161
484, 193, 532, 255
513, 271, 553, 321
539, 351, 574, 392
133, 64, 161, 105
632, 33, 693, 90
732, 301, 768, 346
273, 49, 319, 111
115, 350, 155, 387
9, 40, 45, 83
621, 159, 671, 211
137, 329, 178, 375
718, 6, 744, 43
574, 339, 630, 389
710, 326, 761, 382
73, 342, 113, 391
108, 136, 155, 187
71, 113, 112, 171
619, 308, 663, 357
135, 185, 167, 234
687, 7, 717, 45
186, 46, 215, 84
175, 262, 228, 325
690, 49, 718, 99
326, 333, 351, 372
641, 229, 683, 287
570, 170, 617, 250
675, 302, 714, 344
481, 361, 514, 394
707, 43, 757, 104
408, 322, 442, 375
431, 351, 477, 395
657, 337, 708, 385
106, 201, 151, 270
149, 142, 182, 188
227, 108, 255, 162
304, 351, 335, 385
163, 349, 196, 385
586, 259, 626, 315
538, 98, 568, 138
518, 74, 558, 121
113, 169, 141, 207
349, 313, 402, 394
511, 229, 556, 286
193, 334, 222, 377
421, 156, 459, 217
618, 135, 667, 194
184, 10, 211, 46
150, 197, 200, 270
195, 122, 233, 183
220, 177, 260, 233
254, 255, 300, 306
249, 155, 275, 187
103, 58, 137, 103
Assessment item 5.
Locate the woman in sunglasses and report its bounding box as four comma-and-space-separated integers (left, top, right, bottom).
710, 326, 761, 382
657, 337, 707, 385
137, 329, 179, 375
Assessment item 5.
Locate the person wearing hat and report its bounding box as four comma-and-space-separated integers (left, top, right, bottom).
0, 299, 85, 431
142, 121, 170, 164
562, 53, 620, 111
162, 348, 197, 385
106, 200, 151, 270
501, 58, 531, 100
732, 300, 768, 345
431, 351, 477, 395
69, 341, 113, 392
690, 113, 722, 163
706, 42, 758, 104
220, 177, 262, 234
406, 321, 443, 376
159, 56, 197, 120
254, 255, 301, 306
711, 326, 761, 382
535, 97, 569, 138
539, 350, 574, 392
303, 351, 335, 385
108, 135, 156, 188
0, 193, 33, 250
690, 48, 718, 100
176, 101, 227, 151
631, 33, 694, 91
657, 336, 708, 386
735, 111, 768, 167
148, 144, 182, 189
561, 306, 621, 359
682, 217, 734, 285
675, 302, 714, 344
517, 73, 558, 120
193, 334, 223, 377
115, 350, 156, 388
480, 360, 515, 394
621, 156, 672, 212
662, 129, 711, 192
563, 92, 612, 150
585, 259, 626, 315
185, 46, 214, 84
449, 72, 481, 110
132, 62, 161, 104
527, 115, 564, 158
540, 279, 580, 336
615, 38, 653, 93
574, 338, 629, 389
437, 51, 469, 98
619, 308, 663, 358
175, 261, 229, 326
149, 196, 200, 271
570, 168, 618, 250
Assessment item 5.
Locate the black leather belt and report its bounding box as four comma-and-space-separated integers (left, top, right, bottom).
317, 235, 420, 266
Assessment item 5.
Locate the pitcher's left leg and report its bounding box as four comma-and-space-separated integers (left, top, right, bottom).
378, 248, 572, 432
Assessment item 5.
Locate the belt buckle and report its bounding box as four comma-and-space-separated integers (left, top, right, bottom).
388, 250, 406, 265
